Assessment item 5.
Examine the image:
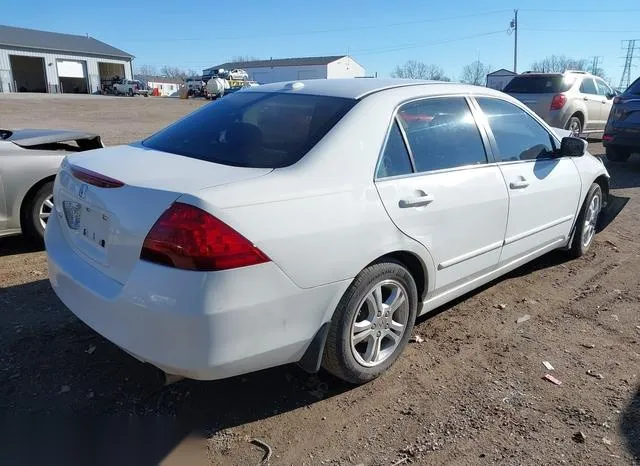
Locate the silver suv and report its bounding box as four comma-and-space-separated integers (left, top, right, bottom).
504, 70, 616, 136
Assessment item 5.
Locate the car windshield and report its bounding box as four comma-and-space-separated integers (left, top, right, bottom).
625, 77, 640, 95
504, 75, 576, 93
143, 92, 356, 168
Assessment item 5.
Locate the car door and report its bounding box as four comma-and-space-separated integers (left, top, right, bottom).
473, 97, 582, 265
375, 96, 509, 294
578, 77, 601, 131
595, 78, 615, 129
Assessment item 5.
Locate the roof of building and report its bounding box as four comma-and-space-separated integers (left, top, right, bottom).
239, 78, 503, 100
203, 55, 350, 73
487, 68, 518, 76
0, 24, 134, 59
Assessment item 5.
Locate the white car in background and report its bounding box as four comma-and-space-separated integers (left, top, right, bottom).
46, 79, 609, 385
228, 68, 249, 80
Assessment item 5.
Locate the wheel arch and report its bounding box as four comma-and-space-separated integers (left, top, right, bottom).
568, 110, 585, 129
18, 175, 55, 230
373, 250, 429, 302
593, 174, 609, 205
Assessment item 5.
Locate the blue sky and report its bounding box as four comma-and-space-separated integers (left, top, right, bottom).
7, 0, 640, 85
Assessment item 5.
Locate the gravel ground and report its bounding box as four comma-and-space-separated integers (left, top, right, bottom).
0, 94, 638, 466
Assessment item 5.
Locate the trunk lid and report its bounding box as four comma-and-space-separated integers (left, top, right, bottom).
55, 144, 272, 284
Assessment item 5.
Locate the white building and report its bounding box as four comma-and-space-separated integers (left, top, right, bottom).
202, 55, 365, 84
0, 24, 134, 94
486, 68, 518, 91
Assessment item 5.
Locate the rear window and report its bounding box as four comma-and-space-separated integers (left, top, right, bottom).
504, 75, 576, 93
143, 92, 356, 168
625, 77, 640, 95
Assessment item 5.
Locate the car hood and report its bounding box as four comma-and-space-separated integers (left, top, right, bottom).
2, 128, 103, 149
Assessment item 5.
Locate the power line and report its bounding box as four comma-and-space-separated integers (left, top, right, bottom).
124, 9, 511, 43
352, 30, 507, 56
522, 27, 640, 33
520, 8, 640, 13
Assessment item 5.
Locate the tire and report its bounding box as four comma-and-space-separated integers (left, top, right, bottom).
565, 115, 582, 136
322, 260, 418, 384
569, 183, 602, 258
21, 181, 54, 246
606, 146, 631, 162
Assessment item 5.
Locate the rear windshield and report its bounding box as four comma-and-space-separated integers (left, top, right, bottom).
504, 75, 575, 93
625, 77, 640, 95
143, 91, 356, 168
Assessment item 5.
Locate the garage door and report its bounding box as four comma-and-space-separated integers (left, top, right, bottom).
57, 60, 85, 78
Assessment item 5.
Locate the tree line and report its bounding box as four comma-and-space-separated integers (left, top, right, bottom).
391, 54, 609, 85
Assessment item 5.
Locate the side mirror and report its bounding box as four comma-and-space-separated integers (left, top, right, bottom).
560, 136, 587, 157
606, 92, 616, 100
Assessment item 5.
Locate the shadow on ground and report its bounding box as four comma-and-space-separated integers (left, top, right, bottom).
0, 279, 350, 466
605, 156, 640, 190
621, 388, 640, 461
0, 235, 41, 258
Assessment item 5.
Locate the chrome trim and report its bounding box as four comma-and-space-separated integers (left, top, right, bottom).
504, 215, 573, 245
438, 240, 503, 270
375, 162, 498, 183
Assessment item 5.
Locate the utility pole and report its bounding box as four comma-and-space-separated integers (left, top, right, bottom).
591, 56, 600, 75
620, 40, 637, 90
510, 9, 518, 73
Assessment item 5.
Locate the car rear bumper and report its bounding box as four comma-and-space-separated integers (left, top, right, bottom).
603, 124, 640, 150
46, 213, 349, 380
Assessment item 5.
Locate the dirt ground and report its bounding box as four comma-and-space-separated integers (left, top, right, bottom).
0, 94, 638, 466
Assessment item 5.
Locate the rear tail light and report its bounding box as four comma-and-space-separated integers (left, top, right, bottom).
70, 165, 124, 188
140, 202, 270, 271
550, 94, 567, 110
602, 134, 614, 142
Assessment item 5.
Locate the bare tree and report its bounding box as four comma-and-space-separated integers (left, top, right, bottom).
530, 55, 587, 74
135, 64, 157, 77
229, 55, 261, 63
391, 61, 450, 81
160, 66, 188, 80
460, 60, 491, 86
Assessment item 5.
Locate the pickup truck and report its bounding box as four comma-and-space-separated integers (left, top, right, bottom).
113, 80, 150, 97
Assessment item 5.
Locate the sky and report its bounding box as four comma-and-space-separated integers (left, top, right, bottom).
6, 0, 640, 85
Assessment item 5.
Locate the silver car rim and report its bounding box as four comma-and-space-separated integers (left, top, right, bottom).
569, 119, 581, 135
39, 194, 54, 230
350, 279, 409, 368
582, 193, 600, 248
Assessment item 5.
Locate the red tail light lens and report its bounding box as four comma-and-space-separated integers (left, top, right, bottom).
550, 94, 567, 110
140, 202, 270, 271
70, 165, 124, 188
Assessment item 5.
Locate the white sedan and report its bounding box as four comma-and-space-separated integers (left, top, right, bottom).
46, 79, 609, 384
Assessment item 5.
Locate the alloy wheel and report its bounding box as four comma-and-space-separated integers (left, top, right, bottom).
39, 194, 54, 230
350, 279, 410, 367
582, 193, 601, 248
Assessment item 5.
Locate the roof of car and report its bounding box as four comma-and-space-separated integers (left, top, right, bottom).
241, 79, 502, 99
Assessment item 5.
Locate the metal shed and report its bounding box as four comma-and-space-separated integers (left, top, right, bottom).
202, 55, 366, 84
0, 24, 134, 94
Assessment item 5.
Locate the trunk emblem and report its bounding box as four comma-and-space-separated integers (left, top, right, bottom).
78, 183, 88, 199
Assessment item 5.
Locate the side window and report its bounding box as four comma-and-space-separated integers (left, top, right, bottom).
396, 97, 487, 173
596, 79, 612, 97
580, 78, 598, 95
376, 120, 413, 178
476, 97, 556, 161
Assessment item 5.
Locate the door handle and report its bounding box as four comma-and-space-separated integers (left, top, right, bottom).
509, 178, 529, 189
399, 194, 435, 208
583, 96, 589, 101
